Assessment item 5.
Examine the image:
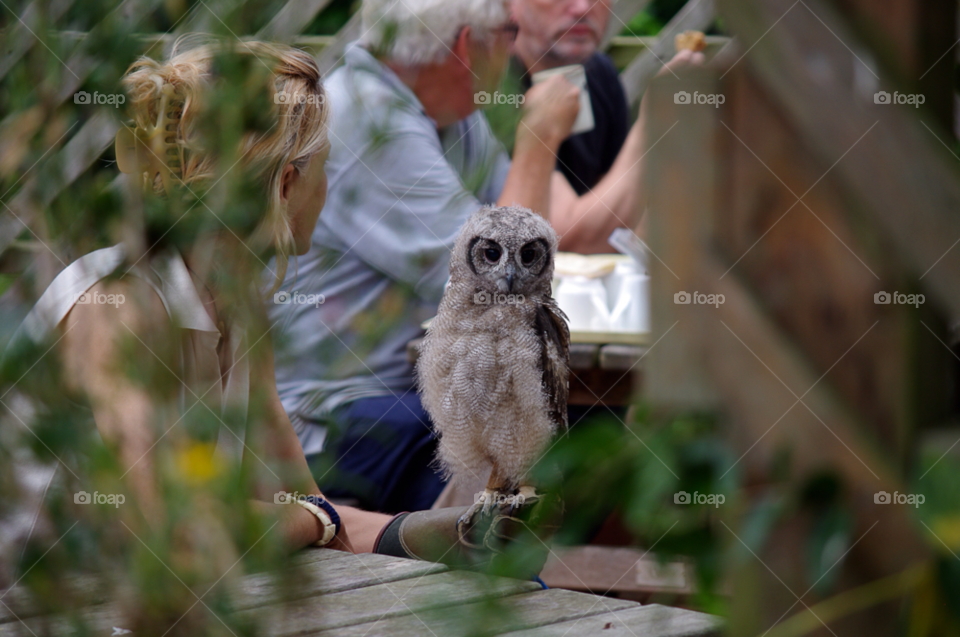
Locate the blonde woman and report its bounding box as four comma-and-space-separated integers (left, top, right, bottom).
11, 39, 390, 553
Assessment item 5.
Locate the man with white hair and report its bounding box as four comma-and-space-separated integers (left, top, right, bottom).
267, 0, 580, 513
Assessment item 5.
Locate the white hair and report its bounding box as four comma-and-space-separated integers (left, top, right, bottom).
360, 0, 509, 66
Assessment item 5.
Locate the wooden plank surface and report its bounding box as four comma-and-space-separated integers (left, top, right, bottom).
241, 570, 542, 634
236, 551, 447, 609
598, 344, 645, 370
1, 550, 722, 637
501, 603, 721, 637
319, 588, 637, 637
540, 546, 693, 596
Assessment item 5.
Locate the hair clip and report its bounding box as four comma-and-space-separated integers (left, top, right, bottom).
115, 82, 183, 196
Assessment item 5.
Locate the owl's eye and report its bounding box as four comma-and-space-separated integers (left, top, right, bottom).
520, 247, 537, 266
484, 247, 501, 263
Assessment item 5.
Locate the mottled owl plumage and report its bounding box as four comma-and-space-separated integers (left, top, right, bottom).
416, 205, 570, 493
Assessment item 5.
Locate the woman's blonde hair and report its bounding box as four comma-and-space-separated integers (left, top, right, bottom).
121, 36, 329, 289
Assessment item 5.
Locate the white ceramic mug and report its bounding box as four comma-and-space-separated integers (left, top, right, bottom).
531, 64, 595, 135
556, 276, 609, 331
609, 274, 650, 332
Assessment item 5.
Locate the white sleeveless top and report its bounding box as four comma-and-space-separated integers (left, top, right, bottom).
11, 243, 249, 471
3, 244, 250, 573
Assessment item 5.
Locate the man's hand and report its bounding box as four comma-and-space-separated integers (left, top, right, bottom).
517, 75, 580, 152
656, 48, 706, 78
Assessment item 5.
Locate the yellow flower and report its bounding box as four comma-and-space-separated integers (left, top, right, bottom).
176, 442, 223, 485
928, 515, 960, 552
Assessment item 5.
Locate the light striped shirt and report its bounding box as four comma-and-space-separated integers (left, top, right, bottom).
267, 44, 509, 455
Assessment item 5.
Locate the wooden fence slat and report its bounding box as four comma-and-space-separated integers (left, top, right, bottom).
0, 0, 162, 140
317, 10, 362, 76
164, 0, 238, 52
53, 0, 166, 105
0, 111, 118, 257
0, 0, 330, 260
0, 0, 76, 81
620, 0, 715, 105
256, 0, 332, 41
718, 0, 960, 320
501, 603, 721, 637
241, 570, 541, 634
317, 588, 638, 637
601, 0, 655, 49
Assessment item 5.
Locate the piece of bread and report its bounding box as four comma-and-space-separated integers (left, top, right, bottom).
675, 30, 706, 52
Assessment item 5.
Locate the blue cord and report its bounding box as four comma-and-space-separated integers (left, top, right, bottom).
532, 575, 549, 590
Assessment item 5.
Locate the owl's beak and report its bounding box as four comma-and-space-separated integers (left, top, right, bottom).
499, 263, 517, 292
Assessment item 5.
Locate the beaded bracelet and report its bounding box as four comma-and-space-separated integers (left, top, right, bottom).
291, 495, 339, 547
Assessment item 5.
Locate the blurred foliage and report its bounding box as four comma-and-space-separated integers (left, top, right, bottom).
0, 1, 339, 635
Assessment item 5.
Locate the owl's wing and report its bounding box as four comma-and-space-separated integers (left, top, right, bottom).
535, 300, 570, 431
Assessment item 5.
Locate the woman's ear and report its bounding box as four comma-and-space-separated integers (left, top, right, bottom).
279, 163, 299, 204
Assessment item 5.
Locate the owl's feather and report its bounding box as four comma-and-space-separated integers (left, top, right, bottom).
416, 206, 570, 490
534, 300, 570, 432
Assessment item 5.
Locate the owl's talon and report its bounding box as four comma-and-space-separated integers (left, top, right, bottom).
457, 489, 497, 546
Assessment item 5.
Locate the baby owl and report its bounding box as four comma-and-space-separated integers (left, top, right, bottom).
417, 205, 570, 531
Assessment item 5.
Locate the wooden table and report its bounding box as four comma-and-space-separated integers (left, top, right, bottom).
407, 339, 646, 408
0, 548, 720, 636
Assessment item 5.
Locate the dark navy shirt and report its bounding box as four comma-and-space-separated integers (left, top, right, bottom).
511, 53, 630, 195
